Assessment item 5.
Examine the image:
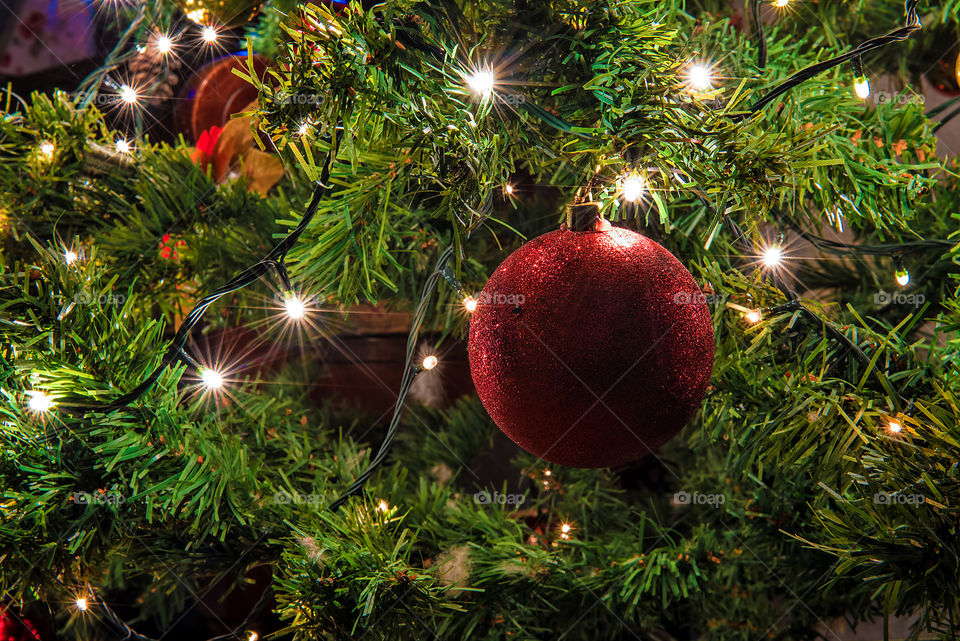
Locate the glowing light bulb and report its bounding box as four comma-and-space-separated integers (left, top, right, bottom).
39, 141, 55, 158
247, 633, 258, 641
762, 246, 783, 268
376, 499, 389, 512
115, 139, 131, 154
156, 35, 173, 55
895, 270, 910, 287
465, 68, 495, 98
421, 355, 439, 370
64, 250, 78, 264
559, 523, 573, 539
687, 64, 713, 91
202, 26, 219, 44
504, 183, 515, 195
464, 296, 478, 313
27, 391, 53, 413
773, 0, 790, 6
75, 598, 88, 611
620, 174, 645, 203
745, 309, 762, 324
297, 122, 310, 137
119, 84, 138, 105
284, 295, 306, 320
888, 420, 902, 433
200, 368, 224, 390
854, 77, 870, 99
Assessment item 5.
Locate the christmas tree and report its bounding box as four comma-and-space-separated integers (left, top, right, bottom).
2, 0, 960, 639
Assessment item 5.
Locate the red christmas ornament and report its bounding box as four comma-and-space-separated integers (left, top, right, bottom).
0, 610, 42, 641
468, 225, 714, 468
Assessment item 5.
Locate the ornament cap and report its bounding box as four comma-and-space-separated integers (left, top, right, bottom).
565, 202, 602, 232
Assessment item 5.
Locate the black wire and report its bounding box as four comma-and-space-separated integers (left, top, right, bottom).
64, 133, 343, 412
745, 0, 920, 114
748, 0, 768, 70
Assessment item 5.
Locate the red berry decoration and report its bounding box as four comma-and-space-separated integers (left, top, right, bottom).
468, 221, 714, 468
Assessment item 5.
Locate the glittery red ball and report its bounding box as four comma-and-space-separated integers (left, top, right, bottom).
468, 227, 714, 468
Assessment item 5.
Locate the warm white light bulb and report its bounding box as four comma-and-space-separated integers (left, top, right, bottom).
376, 499, 389, 512
202, 26, 219, 43
285, 295, 306, 320
745, 309, 762, 324
773, 0, 790, 7
75, 598, 88, 611
119, 84, 138, 105
156, 35, 173, 54
621, 175, 645, 203
687, 64, 713, 91
421, 355, 439, 370
854, 77, 870, 99
27, 391, 53, 413
504, 183, 515, 195
39, 141, 55, 158
64, 250, 78, 264
297, 122, 310, 137
895, 270, 910, 287
466, 69, 495, 98
201, 368, 224, 389
762, 246, 783, 268
559, 523, 573, 539
888, 420, 902, 433
464, 296, 478, 313
115, 139, 131, 154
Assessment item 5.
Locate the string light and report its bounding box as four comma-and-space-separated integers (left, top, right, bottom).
465, 68, 495, 98
762, 245, 783, 268
247, 633, 258, 641
686, 63, 713, 92
745, 309, 762, 324
297, 122, 310, 137
155, 34, 174, 55
854, 76, 870, 99
27, 391, 54, 413
504, 183, 515, 195
39, 141, 55, 159
421, 355, 439, 370
888, 419, 902, 433
115, 139, 132, 154
895, 269, 910, 287
558, 522, 574, 540
463, 296, 478, 313
64, 250, 78, 264
376, 499, 389, 512
284, 294, 306, 320
201, 26, 219, 44
620, 174, 645, 203
119, 84, 139, 105
75, 598, 88, 612
200, 368, 224, 390
773, 0, 790, 6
